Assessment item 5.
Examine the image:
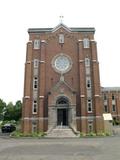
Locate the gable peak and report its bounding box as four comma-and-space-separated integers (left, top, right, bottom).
52, 23, 71, 33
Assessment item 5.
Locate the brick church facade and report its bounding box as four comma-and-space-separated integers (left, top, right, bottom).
22, 23, 119, 134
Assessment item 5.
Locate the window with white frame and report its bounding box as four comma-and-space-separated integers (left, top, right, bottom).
83, 38, 90, 48
85, 58, 90, 66
86, 77, 91, 89
88, 121, 93, 132
34, 39, 40, 49
34, 59, 39, 68
32, 100, 37, 114
112, 105, 116, 112
59, 34, 64, 43
87, 99, 92, 112
33, 77, 38, 89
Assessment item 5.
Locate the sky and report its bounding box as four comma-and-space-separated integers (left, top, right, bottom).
0, 0, 120, 103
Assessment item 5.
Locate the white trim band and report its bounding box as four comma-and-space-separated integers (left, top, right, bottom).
94, 95, 100, 97
26, 61, 31, 64
79, 60, 84, 63
23, 117, 48, 120
78, 40, 83, 42
92, 60, 97, 62
24, 96, 30, 99
81, 116, 102, 119
41, 40, 46, 43
40, 61, 45, 63
39, 96, 44, 98
80, 95, 85, 98
90, 39, 95, 42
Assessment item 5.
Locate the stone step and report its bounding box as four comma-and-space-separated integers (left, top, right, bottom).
46, 127, 78, 138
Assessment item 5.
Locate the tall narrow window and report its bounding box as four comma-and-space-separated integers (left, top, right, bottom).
32, 100, 37, 114
32, 121, 37, 132
112, 105, 116, 112
88, 121, 93, 132
87, 99, 92, 112
86, 77, 91, 89
34, 59, 39, 68
85, 58, 90, 66
34, 39, 40, 49
104, 105, 108, 112
83, 38, 89, 48
33, 77, 38, 89
112, 94, 115, 100
59, 34, 64, 43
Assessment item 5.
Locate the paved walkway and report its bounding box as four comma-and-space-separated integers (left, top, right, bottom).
0, 136, 120, 160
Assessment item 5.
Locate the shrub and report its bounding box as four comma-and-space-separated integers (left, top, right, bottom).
10, 130, 46, 138
80, 132, 86, 137
86, 132, 96, 137
96, 132, 106, 136
80, 131, 111, 137
105, 132, 111, 136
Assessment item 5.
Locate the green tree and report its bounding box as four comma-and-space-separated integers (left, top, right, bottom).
14, 100, 22, 121
4, 100, 22, 121
4, 102, 14, 121
0, 99, 6, 120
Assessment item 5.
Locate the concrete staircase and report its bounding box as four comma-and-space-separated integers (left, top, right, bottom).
46, 126, 78, 138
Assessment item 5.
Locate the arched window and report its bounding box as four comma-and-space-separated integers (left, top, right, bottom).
56, 97, 69, 108
56, 97, 69, 105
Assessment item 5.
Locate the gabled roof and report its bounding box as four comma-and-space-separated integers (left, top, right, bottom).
51, 23, 72, 33
28, 23, 95, 33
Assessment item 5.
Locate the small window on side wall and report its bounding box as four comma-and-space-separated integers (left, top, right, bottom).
104, 105, 108, 112
112, 94, 115, 100
112, 105, 116, 112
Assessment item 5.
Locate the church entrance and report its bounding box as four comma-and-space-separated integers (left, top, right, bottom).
57, 108, 68, 126
56, 97, 69, 126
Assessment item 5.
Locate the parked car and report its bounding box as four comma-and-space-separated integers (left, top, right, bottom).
1, 124, 16, 133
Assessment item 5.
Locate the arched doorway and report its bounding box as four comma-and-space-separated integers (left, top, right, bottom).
56, 97, 69, 126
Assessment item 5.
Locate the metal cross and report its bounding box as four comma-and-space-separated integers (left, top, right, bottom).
59, 15, 64, 23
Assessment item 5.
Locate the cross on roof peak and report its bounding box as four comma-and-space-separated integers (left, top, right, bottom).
59, 15, 64, 23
